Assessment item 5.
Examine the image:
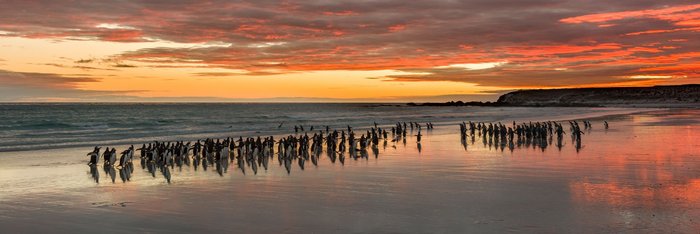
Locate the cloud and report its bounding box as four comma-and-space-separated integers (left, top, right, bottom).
560, 4, 700, 24
0, 69, 149, 102
378, 64, 670, 88
41, 63, 116, 71
0, 0, 697, 89
192, 72, 242, 77
0, 69, 99, 89
113, 63, 137, 68
75, 58, 95, 63
192, 70, 287, 77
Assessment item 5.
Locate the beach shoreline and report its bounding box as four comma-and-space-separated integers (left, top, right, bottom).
0, 105, 661, 153
0, 107, 698, 233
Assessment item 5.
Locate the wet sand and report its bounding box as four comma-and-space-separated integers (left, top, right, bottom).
0, 108, 699, 233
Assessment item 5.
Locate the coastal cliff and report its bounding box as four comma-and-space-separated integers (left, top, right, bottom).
496, 85, 700, 107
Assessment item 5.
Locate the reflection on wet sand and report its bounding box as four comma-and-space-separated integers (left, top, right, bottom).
88, 164, 99, 184
570, 179, 700, 209
1, 109, 697, 233
459, 120, 592, 153
87, 120, 599, 184
118, 163, 133, 183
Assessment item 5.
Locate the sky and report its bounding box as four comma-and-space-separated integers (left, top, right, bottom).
0, 0, 698, 102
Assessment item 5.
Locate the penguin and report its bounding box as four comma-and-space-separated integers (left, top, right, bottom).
108, 148, 117, 166
87, 147, 100, 165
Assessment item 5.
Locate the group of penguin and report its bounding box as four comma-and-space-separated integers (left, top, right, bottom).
86, 146, 136, 183
458, 120, 607, 152
87, 146, 136, 168
87, 122, 436, 183
86, 120, 606, 183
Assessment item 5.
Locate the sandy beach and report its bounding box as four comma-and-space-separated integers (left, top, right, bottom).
0, 107, 698, 233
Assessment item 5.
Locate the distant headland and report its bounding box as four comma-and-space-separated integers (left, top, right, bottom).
410, 84, 700, 107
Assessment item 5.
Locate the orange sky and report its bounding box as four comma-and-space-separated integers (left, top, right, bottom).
0, 1, 698, 102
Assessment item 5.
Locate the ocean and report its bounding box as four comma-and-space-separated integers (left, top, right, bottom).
0, 103, 650, 152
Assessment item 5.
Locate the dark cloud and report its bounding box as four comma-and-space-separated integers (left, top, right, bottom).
380, 65, 664, 87
113, 63, 137, 68
0, 69, 148, 102
75, 59, 95, 63
41, 63, 115, 71
0, 69, 99, 89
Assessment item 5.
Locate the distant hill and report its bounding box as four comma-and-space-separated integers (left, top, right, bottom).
496, 84, 700, 107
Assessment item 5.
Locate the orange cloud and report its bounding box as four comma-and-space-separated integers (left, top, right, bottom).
322, 10, 357, 16
388, 24, 406, 32
101, 30, 144, 42
504, 43, 621, 56
560, 4, 700, 24
625, 27, 700, 36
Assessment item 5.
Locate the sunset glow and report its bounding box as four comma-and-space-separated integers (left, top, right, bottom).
0, 1, 698, 102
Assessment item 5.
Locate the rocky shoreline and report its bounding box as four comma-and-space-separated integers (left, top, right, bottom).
412, 84, 700, 107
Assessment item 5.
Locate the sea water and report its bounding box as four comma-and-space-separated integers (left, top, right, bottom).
0, 103, 645, 152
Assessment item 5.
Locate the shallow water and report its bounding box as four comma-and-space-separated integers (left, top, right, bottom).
0, 103, 650, 151
0, 108, 698, 233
